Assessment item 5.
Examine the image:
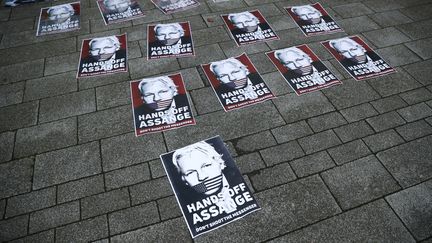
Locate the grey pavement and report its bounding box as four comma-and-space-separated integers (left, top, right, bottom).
1, 0, 432, 242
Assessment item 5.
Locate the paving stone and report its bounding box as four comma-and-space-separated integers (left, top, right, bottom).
29, 201, 80, 233
178, 43, 226, 69
405, 38, 432, 60
164, 102, 285, 150
0, 17, 33, 34
44, 52, 80, 76
0, 215, 28, 242
192, 26, 231, 47
57, 175, 105, 204
377, 135, 432, 188
33, 142, 101, 189
367, 69, 421, 97
290, 151, 335, 178
0, 82, 24, 108
0, 131, 14, 163
323, 79, 380, 110
101, 132, 165, 171
299, 130, 341, 154
333, 3, 374, 18
9, 230, 54, 243
79, 72, 131, 90
270, 199, 415, 243
235, 131, 277, 153
195, 175, 341, 242
108, 201, 159, 235
322, 155, 400, 210
369, 10, 413, 27
386, 179, 432, 241
0, 9, 10, 21
0, 158, 33, 199
396, 120, 432, 141
0, 101, 38, 132
307, 112, 347, 132
250, 162, 297, 191
149, 159, 166, 179
334, 120, 375, 142
39, 89, 96, 123
337, 16, 380, 35
14, 118, 77, 158
180, 67, 205, 90
399, 18, 432, 40
371, 95, 408, 113
0, 59, 44, 85
340, 103, 378, 122
235, 152, 266, 174
96, 81, 130, 110
270, 121, 312, 144
6, 187, 56, 218
249, 52, 278, 74
399, 88, 432, 105
0, 37, 76, 66
260, 141, 304, 166
56, 215, 108, 243
78, 105, 133, 143
111, 217, 191, 243
377, 44, 421, 67
364, 27, 411, 48
328, 139, 371, 165
0, 199, 4, 218
261, 71, 293, 96
81, 188, 130, 219
190, 87, 222, 114
129, 55, 180, 80
400, 3, 432, 20
157, 196, 181, 221
24, 72, 78, 101
129, 177, 173, 205
403, 59, 432, 86
105, 163, 151, 190
366, 111, 406, 132
363, 129, 404, 152
398, 102, 432, 122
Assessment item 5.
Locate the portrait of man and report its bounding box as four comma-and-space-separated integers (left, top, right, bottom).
268, 45, 341, 95
323, 36, 395, 80
77, 34, 128, 77
37, 2, 80, 36
202, 54, 275, 111
147, 22, 195, 59
151, 0, 199, 14
286, 3, 342, 36
130, 73, 195, 136
222, 10, 279, 46
160, 136, 261, 238
97, 0, 144, 25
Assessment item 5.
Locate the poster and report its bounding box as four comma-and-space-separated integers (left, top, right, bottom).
160, 136, 261, 238
322, 36, 396, 81
201, 53, 276, 112
96, 0, 145, 25
77, 33, 128, 78
285, 3, 343, 36
36, 2, 80, 36
130, 73, 196, 136
147, 21, 195, 60
221, 10, 279, 46
266, 44, 341, 95
151, 0, 199, 14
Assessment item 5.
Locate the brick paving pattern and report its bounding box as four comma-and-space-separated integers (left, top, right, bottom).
1, 0, 432, 242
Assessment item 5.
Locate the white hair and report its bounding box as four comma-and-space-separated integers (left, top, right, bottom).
274, 47, 311, 63
209, 58, 250, 77
291, 5, 321, 16
89, 36, 121, 50
172, 141, 226, 173
329, 37, 365, 52
103, 0, 131, 6
228, 11, 259, 23
138, 76, 178, 96
47, 4, 75, 15
154, 23, 185, 36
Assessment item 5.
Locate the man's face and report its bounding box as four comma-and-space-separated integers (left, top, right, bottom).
294, 7, 322, 24
278, 50, 312, 75
213, 62, 248, 89
48, 7, 73, 23
155, 26, 182, 45
141, 80, 175, 111
334, 41, 367, 63
231, 14, 259, 33
90, 39, 118, 61
177, 150, 223, 195
105, 0, 131, 13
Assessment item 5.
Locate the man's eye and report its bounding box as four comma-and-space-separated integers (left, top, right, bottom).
203, 163, 212, 168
